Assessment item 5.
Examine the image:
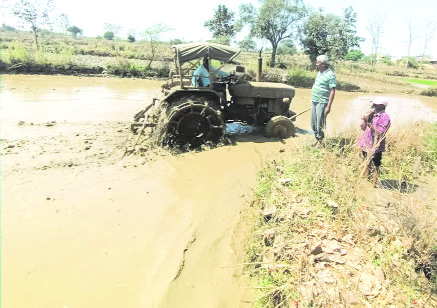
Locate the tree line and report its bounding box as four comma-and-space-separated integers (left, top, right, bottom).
5, 0, 436, 68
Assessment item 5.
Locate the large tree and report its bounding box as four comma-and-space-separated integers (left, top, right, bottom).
11, 0, 55, 49
300, 7, 363, 65
239, 0, 307, 67
204, 4, 238, 44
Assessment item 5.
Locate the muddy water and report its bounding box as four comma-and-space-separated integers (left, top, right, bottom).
1, 75, 436, 308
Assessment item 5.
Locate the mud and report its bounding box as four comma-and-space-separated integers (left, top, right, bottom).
1, 75, 436, 307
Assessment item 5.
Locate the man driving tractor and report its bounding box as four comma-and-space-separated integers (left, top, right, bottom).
192, 57, 229, 87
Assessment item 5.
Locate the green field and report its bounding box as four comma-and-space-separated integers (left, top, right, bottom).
407, 78, 437, 86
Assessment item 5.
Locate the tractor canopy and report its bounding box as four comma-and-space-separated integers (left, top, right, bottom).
173, 42, 241, 64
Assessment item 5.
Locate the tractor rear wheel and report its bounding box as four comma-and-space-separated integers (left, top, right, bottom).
165, 101, 225, 148
264, 116, 295, 138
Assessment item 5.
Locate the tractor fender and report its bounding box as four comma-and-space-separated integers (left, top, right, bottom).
163, 89, 222, 108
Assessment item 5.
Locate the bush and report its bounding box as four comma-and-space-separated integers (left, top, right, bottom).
285, 68, 314, 88
381, 57, 394, 66
105, 58, 170, 78
400, 57, 420, 69
345, 49, 364, 62
2, 41, 31, 64
336, 80, 361, 91
127, 34, 135, 43
420, 87, 437, 97
103, 31, 114, 41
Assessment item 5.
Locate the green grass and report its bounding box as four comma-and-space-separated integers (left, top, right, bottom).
407, 78, 437, 86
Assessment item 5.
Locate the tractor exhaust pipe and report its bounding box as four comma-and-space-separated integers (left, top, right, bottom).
256, 48, 263, 82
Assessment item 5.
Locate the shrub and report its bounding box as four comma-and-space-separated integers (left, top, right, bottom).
103, 31, 114, 40
345, 49, 364, 62
400, 57, 420, 69
285, 68, 314, 88
2, 41, 31, 64
420, 87, 437, 97
381, 57, 394, 66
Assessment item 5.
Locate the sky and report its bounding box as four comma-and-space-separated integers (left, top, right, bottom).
3, 0, 437, 59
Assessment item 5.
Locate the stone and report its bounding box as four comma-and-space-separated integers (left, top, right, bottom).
278, 178, 291, 185
358, 271, 381, 298
322, 239, 341, 254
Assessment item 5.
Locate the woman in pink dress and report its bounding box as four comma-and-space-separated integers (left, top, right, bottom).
358, 97, 391, 187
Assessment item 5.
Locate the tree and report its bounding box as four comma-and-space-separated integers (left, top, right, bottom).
419, 19, 437, 71
238, 36, 257, 51
104, 23, 122, 38
103, 31, 114, 40
404, 18, 419, 70
204, 5, 238, 41
67, 25, 82, 38
169, 38, 183, 45
277, 39, 297, 55
58, 13, 70, 35
239, 0, 307, 67
127, 34, 135, 42
208, 36, 232, 45
11, 0, 55, 49
127, 28, 137, 42
367, 14, 385, 66
141, 23, 173, 68
300, 7, 363, 65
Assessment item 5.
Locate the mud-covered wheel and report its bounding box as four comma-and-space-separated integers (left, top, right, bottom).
165, 101, 225, 148
264, 116, 295, 138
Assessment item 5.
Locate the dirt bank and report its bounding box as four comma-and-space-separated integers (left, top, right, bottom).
1, 75, 436, 307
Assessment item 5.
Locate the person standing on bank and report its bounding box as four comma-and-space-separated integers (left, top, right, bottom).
358, 97, 391, 188
311, 55, 336, 147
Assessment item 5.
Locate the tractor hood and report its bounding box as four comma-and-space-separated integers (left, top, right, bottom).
229, 81, 295, 99
173, 42, 241, 63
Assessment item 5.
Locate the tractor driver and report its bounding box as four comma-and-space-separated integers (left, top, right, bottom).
192, 57, 229, 87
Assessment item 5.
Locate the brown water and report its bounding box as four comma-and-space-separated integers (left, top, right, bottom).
1, 75, 436, 308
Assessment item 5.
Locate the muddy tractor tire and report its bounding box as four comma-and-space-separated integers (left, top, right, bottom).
264, 116, 295, 138
165, 101, 225, 148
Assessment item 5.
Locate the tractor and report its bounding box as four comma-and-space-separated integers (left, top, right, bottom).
131, 42, 297, 148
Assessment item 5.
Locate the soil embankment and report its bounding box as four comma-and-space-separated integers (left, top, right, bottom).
1, 75, 436, 307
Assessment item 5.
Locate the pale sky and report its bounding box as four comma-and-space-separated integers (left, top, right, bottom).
3, 0, 437, 58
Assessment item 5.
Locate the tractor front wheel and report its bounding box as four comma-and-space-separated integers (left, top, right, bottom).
264, 116, 295, 138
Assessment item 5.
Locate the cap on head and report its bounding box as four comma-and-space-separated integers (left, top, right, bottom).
371, 96, 388, 107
